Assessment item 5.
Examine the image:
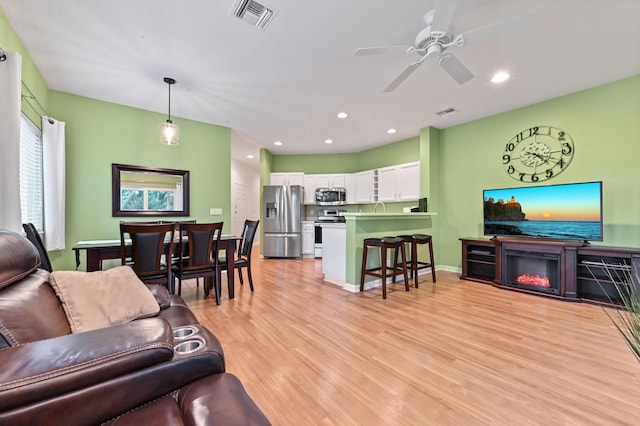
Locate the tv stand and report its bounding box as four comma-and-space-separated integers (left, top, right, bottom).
460, 237, 640, 306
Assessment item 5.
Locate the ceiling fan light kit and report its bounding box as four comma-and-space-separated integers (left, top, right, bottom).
355, 0, 536, 92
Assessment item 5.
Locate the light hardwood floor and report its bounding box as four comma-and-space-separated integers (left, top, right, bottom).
182, 251, 640, 425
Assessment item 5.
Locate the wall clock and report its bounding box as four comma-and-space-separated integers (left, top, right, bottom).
502, 126, 574, 182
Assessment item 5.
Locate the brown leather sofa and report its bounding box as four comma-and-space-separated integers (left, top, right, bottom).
0, 230, 270, 425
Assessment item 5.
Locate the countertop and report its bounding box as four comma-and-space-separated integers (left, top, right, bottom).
341, 212, 437, 220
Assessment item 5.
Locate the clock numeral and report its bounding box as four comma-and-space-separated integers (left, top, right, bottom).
558, 131, 566, 141
505, 143, 515, 152
531, 173, 539, 182
518, 172, 526, 181
507, 165, 515, 174
561, 142, 572, 155
502, 154, 511, 164
558, 158, 565, 169
546, 169, 554, 178
516, 127, 540, 143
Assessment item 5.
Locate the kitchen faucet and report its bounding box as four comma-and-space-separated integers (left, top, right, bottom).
373, 201, 386, 213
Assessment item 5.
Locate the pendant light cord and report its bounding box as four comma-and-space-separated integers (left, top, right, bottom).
164, 77, 176, 123
167, 82, 172, 123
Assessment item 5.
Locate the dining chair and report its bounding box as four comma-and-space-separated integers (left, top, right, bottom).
163, 220, 197, 281
219, 220, 260, 291
171, 222, 224, 304
119, 222, 176, 291
22, 223, 53, 272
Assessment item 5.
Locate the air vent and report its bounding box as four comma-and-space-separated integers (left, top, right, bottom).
231, 0, 277, 31
435, 107, 457, 117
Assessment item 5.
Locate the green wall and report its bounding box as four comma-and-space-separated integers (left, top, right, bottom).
273, 152, 360, 174
270, 136, 419, 174
49, 92, 231, 270
435, 75, 640, 268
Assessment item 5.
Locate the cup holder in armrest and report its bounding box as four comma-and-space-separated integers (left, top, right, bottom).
174, 338, 205, 355
173, 326, 198, 340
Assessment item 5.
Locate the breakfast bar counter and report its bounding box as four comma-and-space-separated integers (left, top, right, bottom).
322, 212, 437, 292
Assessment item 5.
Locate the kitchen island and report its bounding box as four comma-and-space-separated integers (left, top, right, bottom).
320, 212, 437, 292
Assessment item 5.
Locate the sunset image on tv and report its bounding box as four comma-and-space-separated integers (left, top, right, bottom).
483, 181, 603, 241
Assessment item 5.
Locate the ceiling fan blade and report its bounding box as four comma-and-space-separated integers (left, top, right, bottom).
438, 54, 473, 85
355, 46, 410, 56
383, 61, 422, 92
431, 0, 458, 34
460, 12, 539, 46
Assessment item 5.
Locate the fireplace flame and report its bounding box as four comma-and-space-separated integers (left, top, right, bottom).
516, 274, 551, 288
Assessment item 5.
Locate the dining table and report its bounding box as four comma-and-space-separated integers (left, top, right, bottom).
72, 235, 242, 299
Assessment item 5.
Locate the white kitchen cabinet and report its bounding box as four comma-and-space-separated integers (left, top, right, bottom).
303, 175, 317, 204
377, 166, 398, 202
397, 161, 420, 200
354, 170, 376, 203
302, 221, 315, 257
270, 172, 304, 186
314, 174, 346, 189
377, 161, 420, 202
344, 173, 356, 204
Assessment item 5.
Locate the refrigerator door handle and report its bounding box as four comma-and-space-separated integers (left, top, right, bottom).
266, 233, 298, 237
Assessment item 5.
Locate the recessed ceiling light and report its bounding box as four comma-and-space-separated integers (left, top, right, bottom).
246, 154, 254, 159
274, 141, 282, 146
387, 128, 397, 134
337, 112, 348, 119
491, 71, 510, 83
324, 139, 333, 144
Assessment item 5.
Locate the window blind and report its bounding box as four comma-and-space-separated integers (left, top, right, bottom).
19, 114, 44, 231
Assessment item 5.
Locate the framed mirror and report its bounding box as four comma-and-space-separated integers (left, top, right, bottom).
112, 163, 190, 217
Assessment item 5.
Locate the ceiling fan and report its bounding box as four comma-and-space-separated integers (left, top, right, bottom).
355, 0, 537, 92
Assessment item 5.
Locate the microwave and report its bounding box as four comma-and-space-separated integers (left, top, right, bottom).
315, 187, 346, 206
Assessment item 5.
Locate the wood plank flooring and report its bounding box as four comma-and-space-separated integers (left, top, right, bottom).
182, 252, 640, 425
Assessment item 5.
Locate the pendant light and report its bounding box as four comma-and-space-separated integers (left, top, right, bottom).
160, 77, 179, 145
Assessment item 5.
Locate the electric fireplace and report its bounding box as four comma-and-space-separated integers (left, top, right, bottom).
503, 250, 561, 295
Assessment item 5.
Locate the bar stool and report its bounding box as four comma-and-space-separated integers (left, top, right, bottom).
360, 237, 410, 299
395, 234, 436, 288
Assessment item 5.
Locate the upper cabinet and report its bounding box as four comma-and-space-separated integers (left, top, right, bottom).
269, 162, 419, 205
313, 174, 346, 189
270, 172, 304, 186
354, 170, 376, 203
377, 161, 420, 202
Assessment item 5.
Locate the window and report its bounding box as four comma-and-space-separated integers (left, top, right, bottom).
120, 185, 176, 211
19, 114, 44, 231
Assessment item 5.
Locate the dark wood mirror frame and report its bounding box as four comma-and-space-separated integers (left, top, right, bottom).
112, 163, 190, 217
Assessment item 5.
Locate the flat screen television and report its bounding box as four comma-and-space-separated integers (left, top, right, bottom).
483, 181, 603, 242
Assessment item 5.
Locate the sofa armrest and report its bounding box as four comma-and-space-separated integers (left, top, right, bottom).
0, 318, 174, 412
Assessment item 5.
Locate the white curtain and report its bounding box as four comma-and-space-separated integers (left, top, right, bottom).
42, 117, 66, 250
0, 52, 23, 233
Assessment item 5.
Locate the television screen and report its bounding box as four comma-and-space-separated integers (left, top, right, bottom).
483, 181, 603, 241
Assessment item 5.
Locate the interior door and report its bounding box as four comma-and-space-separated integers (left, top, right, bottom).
232, 182, 249, 236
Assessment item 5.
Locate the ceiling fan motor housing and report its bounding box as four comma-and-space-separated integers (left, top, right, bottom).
415, 25, 451, 53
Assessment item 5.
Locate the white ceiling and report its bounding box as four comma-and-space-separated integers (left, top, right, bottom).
2, 0, 639, 166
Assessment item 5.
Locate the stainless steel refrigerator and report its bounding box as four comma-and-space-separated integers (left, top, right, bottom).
263, 185, 304, 258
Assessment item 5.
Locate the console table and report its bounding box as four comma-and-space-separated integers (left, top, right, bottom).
460, 237, 640, 305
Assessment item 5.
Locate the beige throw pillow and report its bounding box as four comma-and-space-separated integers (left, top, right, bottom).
49, 266, 160, 333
